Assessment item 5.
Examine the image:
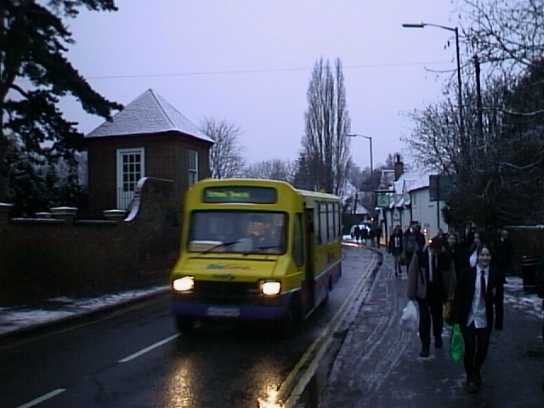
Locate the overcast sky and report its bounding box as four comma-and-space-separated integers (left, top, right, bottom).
60, 0, 460, 169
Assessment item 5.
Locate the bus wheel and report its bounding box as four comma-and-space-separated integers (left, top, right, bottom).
175, 316, 194, 334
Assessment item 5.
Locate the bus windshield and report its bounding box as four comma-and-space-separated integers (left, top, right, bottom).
188, 211, 287, 254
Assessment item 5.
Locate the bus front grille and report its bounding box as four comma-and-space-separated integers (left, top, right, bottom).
192, 281, 259, 304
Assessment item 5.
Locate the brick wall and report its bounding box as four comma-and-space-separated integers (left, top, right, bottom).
0, 177, 181, 304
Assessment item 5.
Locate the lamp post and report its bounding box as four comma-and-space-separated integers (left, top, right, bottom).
402, 22, 465, 149
347, 133, 373, 174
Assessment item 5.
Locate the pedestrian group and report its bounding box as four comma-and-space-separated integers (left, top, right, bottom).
390, 223, 510, 394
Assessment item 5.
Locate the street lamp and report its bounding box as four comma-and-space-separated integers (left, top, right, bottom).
347, 133, 373, 174
402, 22, 465, 148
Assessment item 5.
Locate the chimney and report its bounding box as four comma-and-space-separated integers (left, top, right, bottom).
394, 154, 404, 181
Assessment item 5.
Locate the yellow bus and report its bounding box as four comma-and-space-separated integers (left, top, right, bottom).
170, 178, 342, 333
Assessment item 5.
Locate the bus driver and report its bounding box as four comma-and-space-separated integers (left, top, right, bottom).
236, 214, 282, 253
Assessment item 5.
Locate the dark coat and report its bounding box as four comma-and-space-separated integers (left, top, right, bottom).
454, 266, 504, 330
438, 244, 468, 298
407, 247, 447, 302
495, 237, 513, 270
388, 232, 403, 256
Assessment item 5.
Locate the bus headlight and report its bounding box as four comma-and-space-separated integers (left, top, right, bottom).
260, 280, 281, 296
173, 276, 194, 292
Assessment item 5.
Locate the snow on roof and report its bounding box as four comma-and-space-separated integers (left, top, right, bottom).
394, 170, 434, 194
85, 89, 213, 143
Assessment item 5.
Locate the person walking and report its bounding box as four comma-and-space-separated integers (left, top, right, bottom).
495, 229, 513, 278
403, 225, 418, 275
361, 225, 369, 245
375, 223, 383, 248
353, 225, 361, 243
454, 243, 504, 393
368, 226, 375, 247
414, 223, 426, 252
388, 225, 404, 277
407, 236, 447, 357
440, 234, 468, 306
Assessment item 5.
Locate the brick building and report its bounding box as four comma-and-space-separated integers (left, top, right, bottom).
85, 89, 213, 212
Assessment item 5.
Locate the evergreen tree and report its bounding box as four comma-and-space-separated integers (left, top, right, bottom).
0, 0, 121, 207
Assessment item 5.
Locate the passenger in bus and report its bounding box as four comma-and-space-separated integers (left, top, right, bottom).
236, 215, 281, 253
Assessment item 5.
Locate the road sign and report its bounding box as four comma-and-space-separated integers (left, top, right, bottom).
429, 175, 456, 201
376, 191, 392, 207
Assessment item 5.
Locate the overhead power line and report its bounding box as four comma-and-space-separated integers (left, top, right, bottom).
87, 61, 453, 80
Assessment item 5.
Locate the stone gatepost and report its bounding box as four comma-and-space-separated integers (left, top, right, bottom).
0, 203, 13, 224
50, 206, 78, 223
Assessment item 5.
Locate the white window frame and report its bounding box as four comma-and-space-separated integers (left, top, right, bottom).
188, 149, 199, 186
116, 147, 145, 210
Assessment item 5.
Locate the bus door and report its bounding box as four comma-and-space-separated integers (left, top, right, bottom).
301, 209, 315, 314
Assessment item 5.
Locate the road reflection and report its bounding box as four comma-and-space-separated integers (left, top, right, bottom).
163, 333, 290, 407
164, 359, 196, 408
257, 384, 284, 408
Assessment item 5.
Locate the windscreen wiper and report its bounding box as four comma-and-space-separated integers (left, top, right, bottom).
199, 240, 241, 255
254, 244, 281, 251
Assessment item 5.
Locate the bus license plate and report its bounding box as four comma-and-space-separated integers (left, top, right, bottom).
207, 307, 240, 317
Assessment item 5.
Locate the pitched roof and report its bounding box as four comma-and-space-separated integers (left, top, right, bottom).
85, 89, 213, 143
393, 171, 432, 194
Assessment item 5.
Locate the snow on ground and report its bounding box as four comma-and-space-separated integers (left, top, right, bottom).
0, 286, 168, 336
504, 276, 544, 319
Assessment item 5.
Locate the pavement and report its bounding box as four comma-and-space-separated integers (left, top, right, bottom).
322, 244, 544, 408
0, 285, 169, 342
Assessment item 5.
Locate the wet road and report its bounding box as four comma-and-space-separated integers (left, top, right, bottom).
0, 246, 377, 408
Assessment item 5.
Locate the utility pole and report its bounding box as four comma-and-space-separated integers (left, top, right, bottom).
474, 54, 484, 151
454, 27, 466, 148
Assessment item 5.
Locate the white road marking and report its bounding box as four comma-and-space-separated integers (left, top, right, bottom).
16, 388, 66, 408
118, 334, 180, 363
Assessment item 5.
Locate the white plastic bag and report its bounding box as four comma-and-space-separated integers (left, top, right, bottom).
400, 300, 419, 332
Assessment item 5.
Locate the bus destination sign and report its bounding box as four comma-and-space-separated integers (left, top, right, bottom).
203, 187, 277, 204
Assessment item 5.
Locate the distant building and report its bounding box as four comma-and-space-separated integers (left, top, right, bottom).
381, 170, 448, 239
84, 89, 213, 212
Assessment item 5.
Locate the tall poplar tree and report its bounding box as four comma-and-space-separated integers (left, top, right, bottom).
302, 58, 351, 195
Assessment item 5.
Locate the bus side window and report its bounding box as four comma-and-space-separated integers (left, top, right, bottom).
314, 204, 321, 244
293, 213, 304, 266
320, 203, 327, 244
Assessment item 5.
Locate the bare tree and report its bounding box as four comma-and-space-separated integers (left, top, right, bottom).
405, 70, 544, 226
461, 0, 544, 72
403, 76, 511, 175
302, 58, 351, 195
201, 118, 244, 179
242, 159, 296, 182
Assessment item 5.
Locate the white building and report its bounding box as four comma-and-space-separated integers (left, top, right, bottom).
380, 170, 448, 241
